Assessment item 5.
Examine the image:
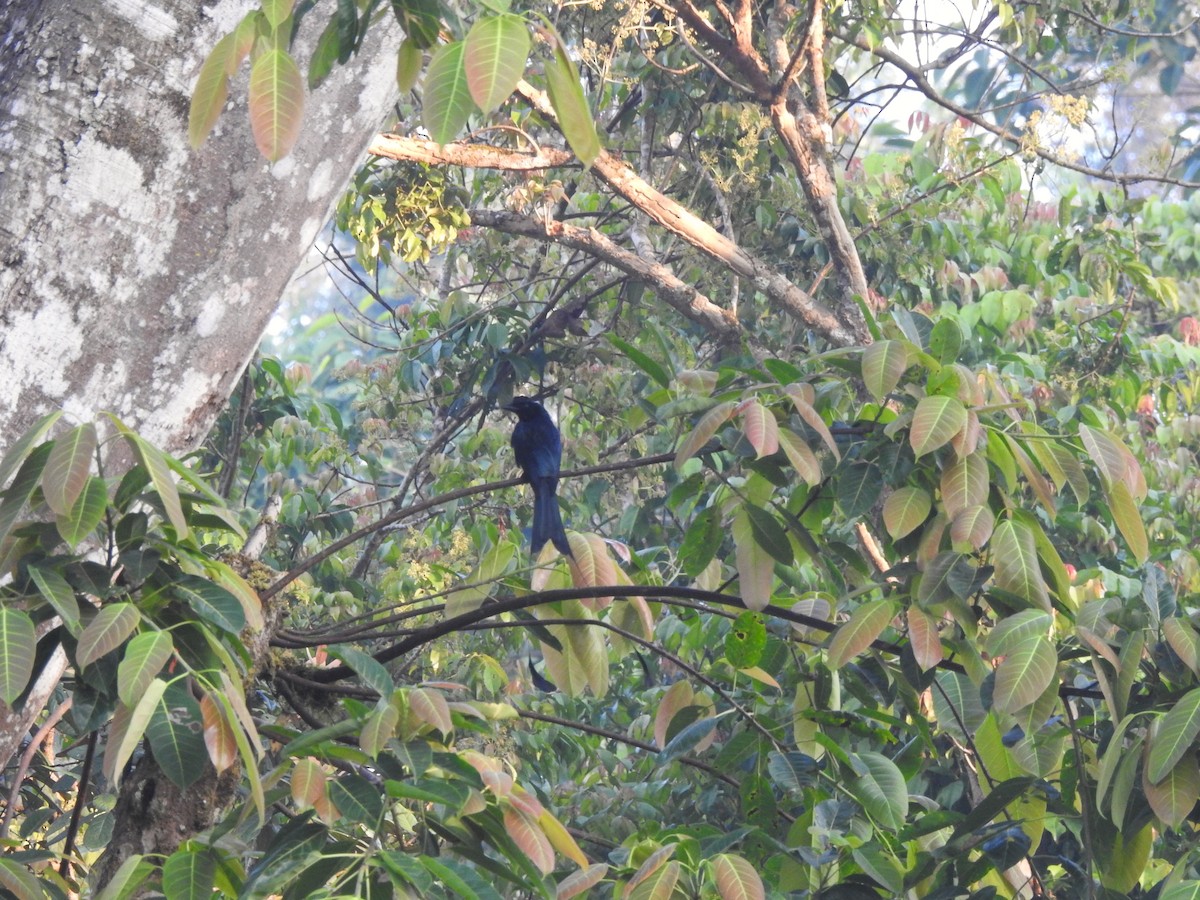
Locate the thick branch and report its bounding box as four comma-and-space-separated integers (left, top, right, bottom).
467, 209, 739, 336
369, 131, 862, 344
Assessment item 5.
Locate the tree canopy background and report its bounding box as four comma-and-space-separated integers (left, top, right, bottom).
3, 0, 1200, 897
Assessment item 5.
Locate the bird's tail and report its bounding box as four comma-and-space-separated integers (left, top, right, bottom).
531, 479, 572, 556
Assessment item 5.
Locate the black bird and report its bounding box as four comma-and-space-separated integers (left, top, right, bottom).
503, 396, 572, 556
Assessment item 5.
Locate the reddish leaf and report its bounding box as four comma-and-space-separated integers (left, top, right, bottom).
674, 400, 737, 470
739, 398, 779, 458
504, 805, 555, 874
201, 693, 238, 773
248, 48, 306, 161
828, 600, 895, 669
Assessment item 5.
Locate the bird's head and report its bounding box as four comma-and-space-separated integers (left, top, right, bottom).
501, 396, 546, 420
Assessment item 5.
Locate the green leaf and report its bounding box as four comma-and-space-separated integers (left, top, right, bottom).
835, 462, 882, 518
332, 645, 395, 697
109, 679, 167, 789
118, 632, 174, 708
928, 317, 963, 362
543, 31, 600, 166
1107, 479, 1148, 563
0, 442, 52, 547
847, 751, 907, 830
390, 0, 441, 49
743, 502, 793, 565
28, 563, 81, 634
76, 603, 140, 670
463, 15, 529, 113
396, 37, 422, 92
161, 848, 216, 900
172, 574, 246, 634
732, 507, 774, 611
423, 41, 475, 145
725, 611, 767, 668
260, 0, 295, 28
0, 410, 61, 489
767, 750, 819, 791
446, 540, 516, 617
0, 856, 50, 899
882, 486, 931, 540
659, 716, 718, 764
329, 772, 385, 824
987, 609, 1051, 658
992, 634, 1056, 714
0, 608, 36, 705
861, 340, 909, 400
148, 681, 208, 788
308, 16, 343, 90
111, 420, 189, 538
1145, 750, 1200, 828
1148, 688, 1200, 784
608, 334, 671, 388
55, 474, 107, 546
43, 422, 97, 516
248, 48, 305, 162
827, 599, 895, 669
991, 518, 1050, 612
189, 31, 235, 147
1161, 882, 1200, 900
910, 395, 967, 458
680, 506, 723, 579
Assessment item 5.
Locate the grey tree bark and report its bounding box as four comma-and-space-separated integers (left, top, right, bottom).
0, 0, 398, 846
0, 0, 397, 457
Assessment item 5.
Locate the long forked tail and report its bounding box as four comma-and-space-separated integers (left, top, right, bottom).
531, 478, 572, 556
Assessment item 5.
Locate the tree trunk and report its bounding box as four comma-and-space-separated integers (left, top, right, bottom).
0, 0, 398, 458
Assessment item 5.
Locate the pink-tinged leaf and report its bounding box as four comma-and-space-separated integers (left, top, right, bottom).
992, 634, 1056, 714
1079, 424, 1146, 499
790, 594, 832, 639
291, 757, 328, 811
738, 399, 778, 458
675, 400, 737, 469
910, 395, 967, 458
509, 785, 545, 818
991, 518, 1051, 611
396, 37, 422, 92
424, 41, 475, 145
732, 508, 774, 611
189, 32, 235, 148
949, 409, 982, 457
626, 845, 677, 895
1106, 479, 1148, 563
827, 599, 896, 669
248, 48, 305, 162
360, 703, 400, 758
220, 671, 264, 760
861, 340, 910, 400
504, 805, 555, 875
738, 666, 781, 689
543, 31, 601, 166
950, 505, 995, 550
556, 863, 608, 899
464, 15, 530, 113
1164, 618, 1200, 675
1144, 745, 1200, 828
675, 369, 718, 395
108, 679, 167, 788
783, 384, 839, 458
1005, 434, 1057, 520
539, 808, 590, 868
77, 603, 140, 670
916, 513, 948, 565
940, 451, 988, 518
655, 681, 695, 749
567, 532, 615, 609
882, 486, 931, 540
108, 419, 188, 538
409, 687, 453, 736
201, 693, 237, 773
43, 423, 97, 517
777, 428, 822, 486
711, 853, 765, 900
907, 607, 943, 671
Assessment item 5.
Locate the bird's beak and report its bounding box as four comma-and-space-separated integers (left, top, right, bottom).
501, 401, 517, 413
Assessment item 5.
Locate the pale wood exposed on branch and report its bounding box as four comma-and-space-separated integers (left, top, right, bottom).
368, 127, 862, 345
